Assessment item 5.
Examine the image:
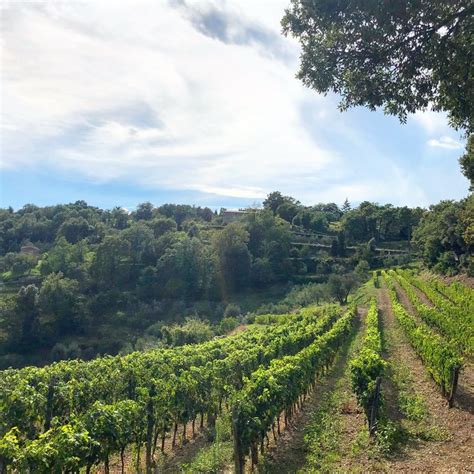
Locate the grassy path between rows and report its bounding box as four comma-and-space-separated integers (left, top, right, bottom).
256, 308, 370, 473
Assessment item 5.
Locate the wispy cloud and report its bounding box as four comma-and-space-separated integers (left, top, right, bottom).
427, 136, 464, 150
0, 0, 469, 207
412, 109, 450, 134
171, 0, 294, 62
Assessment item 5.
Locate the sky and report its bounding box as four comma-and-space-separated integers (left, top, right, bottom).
0, 0, 470, 211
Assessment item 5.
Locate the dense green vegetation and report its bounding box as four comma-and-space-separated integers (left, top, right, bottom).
0, 304, 346, 472
0, 196, 425, 367
0, 0, 472, 471
392, 270, 473, 354
282, 1, 473, 136
232, 306, 356, 472
1, 192, 472, 367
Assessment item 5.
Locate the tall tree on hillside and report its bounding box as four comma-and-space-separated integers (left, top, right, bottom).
263, 192, 286, 214
460, 136, 474, 191
38, 273, 82, 335
214, 223, 251, 294
341, 199, 351, 213
134, 202, 154, 221
16, 285, 39, 348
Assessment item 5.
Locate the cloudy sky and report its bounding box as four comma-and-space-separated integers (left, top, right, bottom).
0, 0, 469, 210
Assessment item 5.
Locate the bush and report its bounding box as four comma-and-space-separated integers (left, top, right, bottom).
217, 316, 239, 335
224, 303, 241, 318
50, 343, 67, 361
161, 318, 214, 346
50, 342, 82, 361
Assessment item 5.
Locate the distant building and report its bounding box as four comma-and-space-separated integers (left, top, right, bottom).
221, 209, 254, 224
20, 245, 40, 256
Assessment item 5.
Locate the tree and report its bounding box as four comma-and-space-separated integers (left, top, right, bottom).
121, 223, 157, 272
40, 237, 88, 280
38, 273, 82, 334
412, 198, 472, 274
134, 202, 154, 221
276, 201, 300, 223
312, 203, 342, 222
355, 260, 370, 277
459, 135, 474, 191
342, 199, 351, 213
263, 191, 286, 214
156, 237, 213, 300
138, 266, 159, 301
251, 257, 275, 287
91, 235, 131, 289
327, 273, 358, 304
15, 285, 39, 348
3, 252, 37, 276
110, 207, 129, 230
282, 0, 473, 133
245, 211, 291, 280
214, 223, 251, 293
152, 217, 177, 237
58, 217, 91, 244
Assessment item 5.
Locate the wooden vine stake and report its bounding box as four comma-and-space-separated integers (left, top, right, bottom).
448, 366, 460, 408
232, 405, 244, 474
146, 385, 156, 474
369, 377, 382, 436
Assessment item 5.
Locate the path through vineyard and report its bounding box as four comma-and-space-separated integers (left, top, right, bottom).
260, 286, 473, 473
259, 308, 368, 473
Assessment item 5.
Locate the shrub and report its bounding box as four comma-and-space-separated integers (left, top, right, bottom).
224, 303, 241, 318
217, 316, 239, 335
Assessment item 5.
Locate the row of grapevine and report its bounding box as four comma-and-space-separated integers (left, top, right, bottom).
427, 277, 474, 308
392, 270, 473, 354
231, 306, 357, 473
406, 272, 474, 318
383, 273, 462, 407
373, 270, 380, 288
350, 299, 385, 434
0, 305, 343, 473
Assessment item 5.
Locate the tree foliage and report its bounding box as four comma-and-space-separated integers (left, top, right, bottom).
282, 0, 473, 133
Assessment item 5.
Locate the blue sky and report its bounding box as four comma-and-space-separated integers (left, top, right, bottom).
0, 0, 469, 211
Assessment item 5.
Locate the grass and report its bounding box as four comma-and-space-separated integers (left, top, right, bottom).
350, 278, 378, 306
299, 317, 366, 472
302, 383, 345, 472
180, 414, 233, 473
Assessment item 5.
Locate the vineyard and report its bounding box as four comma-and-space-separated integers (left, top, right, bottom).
0, 272, 473, 473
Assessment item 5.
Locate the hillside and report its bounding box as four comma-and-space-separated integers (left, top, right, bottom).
0, 271, 472, 472
0, 196, 427, 368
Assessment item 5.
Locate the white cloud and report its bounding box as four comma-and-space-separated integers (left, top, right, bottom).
1, 0, 333, 199
412, 109, 450, 134
0, 0, 467, 206
427, 136, 464, 150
